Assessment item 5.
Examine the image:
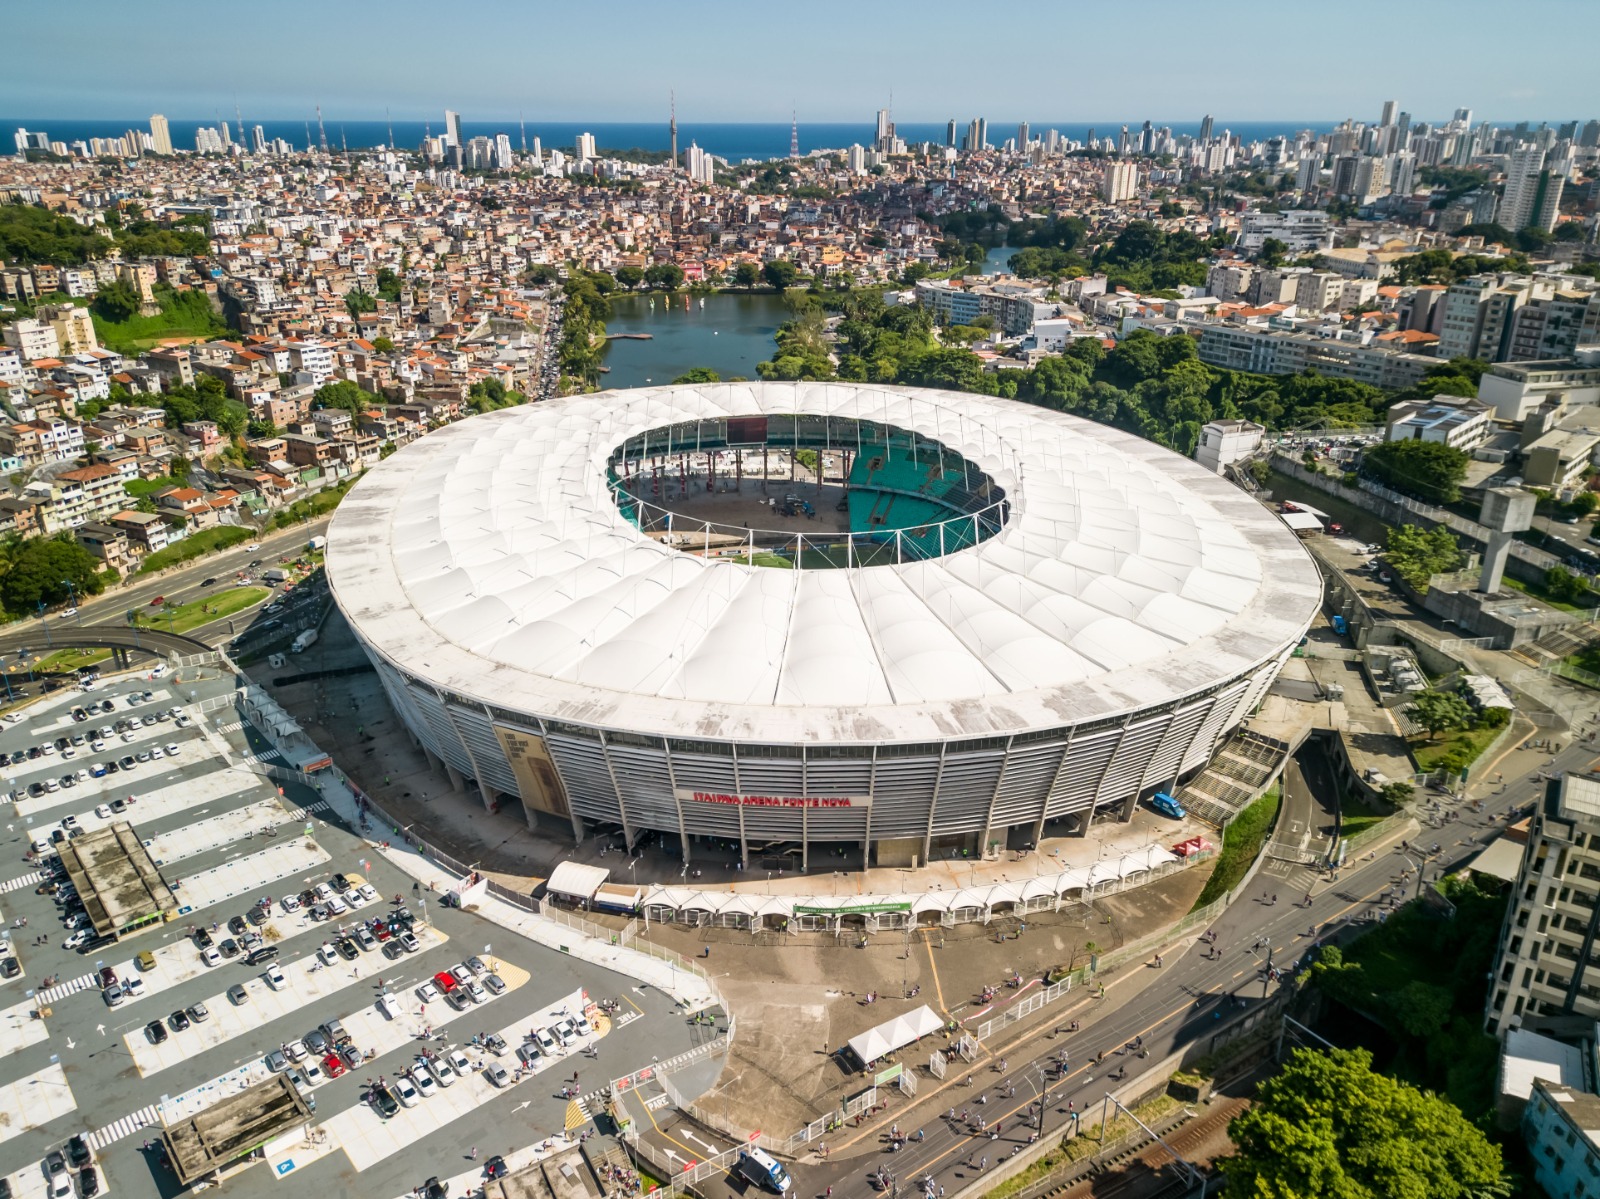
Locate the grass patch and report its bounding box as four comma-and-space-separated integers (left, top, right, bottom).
137, 525, 253, 574
1191, 785, 1281, 910
1501, 574, 1598, 613
749, 552, 794, 569
1409, 725, 1500, 773
32, 647, 112, 674
985, 1093, 1183, 1197
1339, 787, 1390, 841
269, 478, 357, 529
125, 476, 181, 498
134, 586, 267, 634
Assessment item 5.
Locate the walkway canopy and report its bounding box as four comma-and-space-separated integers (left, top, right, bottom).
546, 861, 609, 904
845, 1004, 944, 1070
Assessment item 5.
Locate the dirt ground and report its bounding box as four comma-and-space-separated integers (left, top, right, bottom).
644, 865, 1215, 1135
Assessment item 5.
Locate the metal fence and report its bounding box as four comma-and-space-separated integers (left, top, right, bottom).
972, 975, 1075, 1042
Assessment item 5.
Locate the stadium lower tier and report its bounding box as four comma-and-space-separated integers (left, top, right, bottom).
362, 641, 1287, 868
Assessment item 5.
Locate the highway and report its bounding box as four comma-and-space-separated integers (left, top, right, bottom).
4, 516, 333, 668
663, 732, 1565, 1198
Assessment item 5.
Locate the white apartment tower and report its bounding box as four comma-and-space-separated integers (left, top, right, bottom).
1101, 160, 1138, 204
575, 132, 597, 161
149, 114, 172, 156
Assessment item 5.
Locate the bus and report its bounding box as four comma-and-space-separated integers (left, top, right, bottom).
736, 1149, 792, 1194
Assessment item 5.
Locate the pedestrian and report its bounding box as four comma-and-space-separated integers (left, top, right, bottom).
470, 1147, 478, 1160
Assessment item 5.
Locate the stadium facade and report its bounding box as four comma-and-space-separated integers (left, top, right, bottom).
328, 382, 1320, 868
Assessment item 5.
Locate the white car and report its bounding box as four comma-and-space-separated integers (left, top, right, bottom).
175, 715, 191, 728
148, 746, 164, 760
90, 740, 106, 752
447, 1047, 473, 1077
94, 804, 112, 819
121, 978, 145, 999
301, 1058, 325, 1084
48, 1169, 72, 1198
201, 946, 221, 967
430, 1057, 458, 1088
356, 883, 378, 905
313, 883, 334, 902
318, 943, 338, 966
264, 965, 287, 990
411, 1067, 438, 1099
164, 742, 180, 756
393, 1074, 419, 1107
246, 543, 260, 552
63, 930, 92, 951
416, 981, 440, 1004
59, 608, 76, 619
284, 1039, 307, 1061
325, 895, 347, 915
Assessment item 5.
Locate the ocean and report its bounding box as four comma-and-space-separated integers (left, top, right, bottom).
3, 118, 1339, 162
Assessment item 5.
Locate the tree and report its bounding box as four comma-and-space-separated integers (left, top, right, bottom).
371, 336, 394, 353
732, 262, 762, 290
643, 263, 685, 291
92, 280, 139, 323
344, 288, 377, 319
1362, 439, 1469, 503
672, 367, 721, 384
0, 536, 106, 614
1379, 781, 1415, 807
763, 260, 800, 291
314, 380, 382, 415
1407, 689, 1475, 740
1258, 237, 1288, 268
615, 266, 645, 290
1544, 565, 1594, 605
374, 267, 404, 302
1222, 1047, 1504, 1199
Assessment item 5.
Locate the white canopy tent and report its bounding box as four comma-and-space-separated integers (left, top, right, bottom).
546, 861, 609, 903
845, 1004, 945, 1069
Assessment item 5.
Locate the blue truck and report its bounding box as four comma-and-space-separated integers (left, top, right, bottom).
1331, 614, 1348, 636
1151, 792, 1186, 819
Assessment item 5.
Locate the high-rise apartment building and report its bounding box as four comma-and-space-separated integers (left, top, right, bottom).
575, 132, 597, 160
1198, 114, 1214, 143
1379, 99, 1397, 127
846, 144, 866, 175
1488, 772, 1600, 1035
945, 120, 956, 148
1016, 122, 1029, 150
149, 114, 172, 156
1101, 160, 1138, 204
1500, 145, 1548, 231
683, 142, 714, 185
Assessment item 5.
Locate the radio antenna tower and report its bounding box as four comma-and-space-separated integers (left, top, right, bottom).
316, 104, 329, 153
790, 108, 799, 159
670, 90, 678, 171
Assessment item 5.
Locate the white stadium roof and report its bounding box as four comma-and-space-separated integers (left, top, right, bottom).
327, 383, 1320, 744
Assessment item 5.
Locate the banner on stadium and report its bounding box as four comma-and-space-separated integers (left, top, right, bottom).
674, 789, 870, 810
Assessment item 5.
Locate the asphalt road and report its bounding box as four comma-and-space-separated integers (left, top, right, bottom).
689, 738, 1553, 1199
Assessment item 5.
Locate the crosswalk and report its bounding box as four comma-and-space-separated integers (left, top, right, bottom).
88, 1102, 162, 1151
37, 972, 97, 1005
215, 720, 245, 734
0, 871, 42, 895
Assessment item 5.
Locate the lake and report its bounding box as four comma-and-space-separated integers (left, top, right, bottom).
981, 245, 1022, 275
601, 293, 789, 389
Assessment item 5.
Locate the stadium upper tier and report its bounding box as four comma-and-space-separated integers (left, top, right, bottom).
327, 383, 1320, 747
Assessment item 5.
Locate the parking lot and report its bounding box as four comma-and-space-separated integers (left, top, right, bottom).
0, 667, 709, 1199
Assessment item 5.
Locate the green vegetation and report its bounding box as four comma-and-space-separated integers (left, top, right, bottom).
0, 202, 114, 264
124, 475, 182, 499
1221, 1046, 1504, 1198
985, 1095, 1181, 1199
33, 647, 112, 674
672, 367, 722, 385
270, 476, 357, 529
558, 269, 613, 387
1338, 786, 1392, 841
748, 552, 794, 569
1362, 438, 1469, 503
760, 295, 1391, 457
1191, 785, 1280, 910
1502, 566, 1600, 611
1410, 724, 1503, 775
136, 525, 252, 574
84, 375, 245, 442
1406, 688, 1476, 740
1308, 875, 1508, 1126
1392, 246, 1530, 285
135, 586, 268, 634
465, 378, 526, 414
1382, 523, 1465, 592
0, 535, 106, 615
313, 380, 383, 415
90, 285, 228, 354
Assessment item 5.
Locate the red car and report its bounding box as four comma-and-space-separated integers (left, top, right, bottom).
323, 1053, 346, 1079
433, 971, 458, 994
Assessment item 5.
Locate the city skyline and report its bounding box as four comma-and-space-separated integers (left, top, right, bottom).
2, 0, 1595, 123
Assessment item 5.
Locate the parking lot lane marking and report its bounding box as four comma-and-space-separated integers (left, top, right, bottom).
0, 993, 54, 1055
0, 1061, 76, 1146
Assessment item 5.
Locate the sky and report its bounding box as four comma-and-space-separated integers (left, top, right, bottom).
3, 0, 1596, 125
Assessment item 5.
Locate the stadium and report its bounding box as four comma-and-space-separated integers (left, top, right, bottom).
326, 382, 1321, 869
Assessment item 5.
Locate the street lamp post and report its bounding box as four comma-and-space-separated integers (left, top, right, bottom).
60, 580, 81, 624
36, 603, 53, 649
